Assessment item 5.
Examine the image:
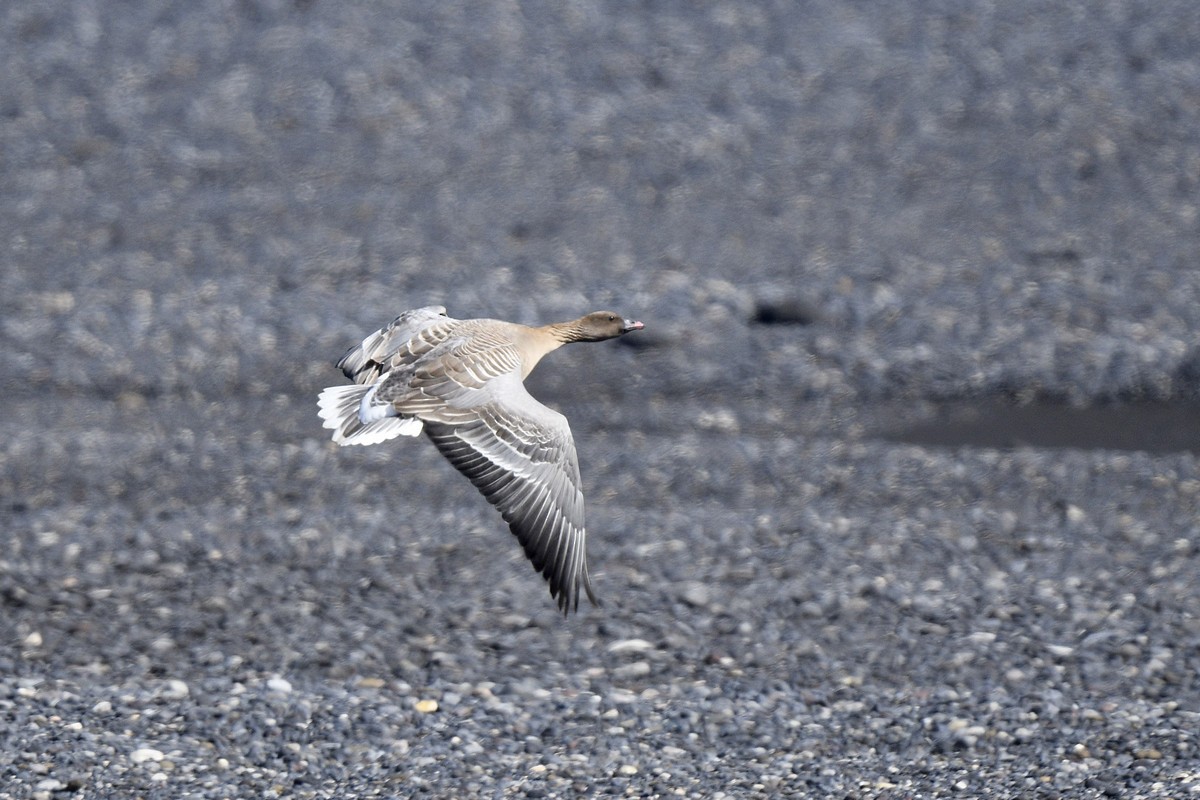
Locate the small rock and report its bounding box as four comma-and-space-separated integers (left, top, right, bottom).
696, 409, 739, 433
160, 679, 189, 700
617, 764, 639, 776
679, 582, 712, 608
613, 661, 651, 679
266, 677, 292, 694
130, 748, 165, 764
415, 699, 439, 713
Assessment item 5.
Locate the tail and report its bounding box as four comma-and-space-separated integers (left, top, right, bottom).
317, 384, 423, 446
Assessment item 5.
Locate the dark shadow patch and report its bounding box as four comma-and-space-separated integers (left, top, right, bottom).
752, 298, 820, 326
877, 400, 1200, 455
1023, 248, 1081, 264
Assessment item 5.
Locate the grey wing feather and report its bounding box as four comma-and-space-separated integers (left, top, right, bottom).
337, 305, 449, 384
421, 379, 597, 613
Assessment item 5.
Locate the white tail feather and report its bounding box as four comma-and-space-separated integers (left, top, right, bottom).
317, 385, 423, 446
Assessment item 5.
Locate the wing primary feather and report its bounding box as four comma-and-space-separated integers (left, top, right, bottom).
421, 405, 596, 612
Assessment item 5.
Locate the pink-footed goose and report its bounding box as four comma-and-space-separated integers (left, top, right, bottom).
317, 306, 644, 614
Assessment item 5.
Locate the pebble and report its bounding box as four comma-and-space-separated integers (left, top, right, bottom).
160, 680, 190, 700
613, 662, 652, 680
130, 748, 165, 764
679, 583, 713, 608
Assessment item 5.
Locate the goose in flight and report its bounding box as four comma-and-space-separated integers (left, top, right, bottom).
317, 306, 643, 613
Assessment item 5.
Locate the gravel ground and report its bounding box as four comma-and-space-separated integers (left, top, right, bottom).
3, 1, 1200, 797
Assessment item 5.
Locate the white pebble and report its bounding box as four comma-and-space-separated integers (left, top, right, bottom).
614, 661, 651, 679
161, 680, 189, 700
267, 677, 293, 694
130, 748, 165, 764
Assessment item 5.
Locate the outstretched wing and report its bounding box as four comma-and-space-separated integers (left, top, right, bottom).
421, 376, 597, 614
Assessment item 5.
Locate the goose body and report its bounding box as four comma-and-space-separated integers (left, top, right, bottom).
317, 306, 643, 613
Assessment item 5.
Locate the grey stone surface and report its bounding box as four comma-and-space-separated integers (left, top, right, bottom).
2, 1, 1199, 797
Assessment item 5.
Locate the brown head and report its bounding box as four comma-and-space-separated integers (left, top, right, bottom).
557, 311, 644, 343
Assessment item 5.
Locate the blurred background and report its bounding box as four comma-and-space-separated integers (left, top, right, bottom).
2, 1, 1199, 796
